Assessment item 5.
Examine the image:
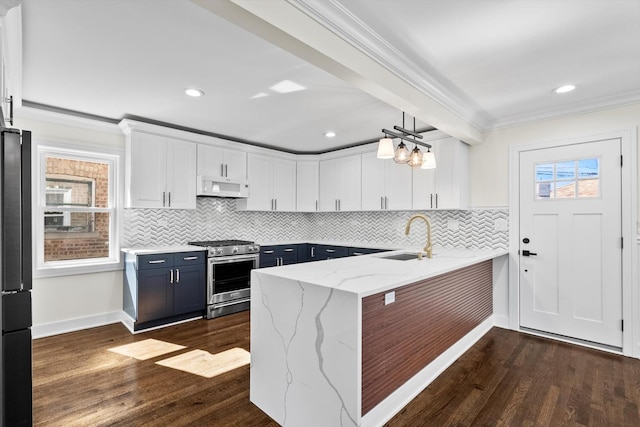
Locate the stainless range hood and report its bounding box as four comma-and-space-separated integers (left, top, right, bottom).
196, 175, 250, 198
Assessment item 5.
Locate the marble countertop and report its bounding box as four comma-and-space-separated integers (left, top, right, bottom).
254, 247, 508, 297
121, 245, 206, 255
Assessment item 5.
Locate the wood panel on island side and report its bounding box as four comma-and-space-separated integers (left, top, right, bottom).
33, 312, 640, 426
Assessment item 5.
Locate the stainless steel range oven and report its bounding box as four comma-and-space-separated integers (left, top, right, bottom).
188, 240, 259, 319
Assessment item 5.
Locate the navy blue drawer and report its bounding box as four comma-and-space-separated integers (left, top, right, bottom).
137, 253, 173, 270
174, 251, 205, 266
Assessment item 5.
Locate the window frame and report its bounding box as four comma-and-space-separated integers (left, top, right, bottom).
34, 139, 123, 278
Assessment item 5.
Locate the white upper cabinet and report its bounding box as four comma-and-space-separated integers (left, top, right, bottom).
236, 153, 296, 211
412, 136, 469, 209
296, 161, 319, 212
126, 131, 196, 209
196, 144, 247, 182
361, 151, 412, 211
319, 154, 362, 211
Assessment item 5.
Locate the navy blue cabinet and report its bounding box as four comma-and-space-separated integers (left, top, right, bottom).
315, 245, 349, 260
259, 243, 389, 266
260, 244, 299, 267
124, 250, 206, 331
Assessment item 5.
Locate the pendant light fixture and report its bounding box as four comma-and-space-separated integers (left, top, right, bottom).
378, 111, 436, 169
376, 137, 394, 159
421, 148, 436, 169
393, 141, 410, 164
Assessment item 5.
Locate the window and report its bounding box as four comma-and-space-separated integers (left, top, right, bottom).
36, 143, 121, 276
535, 158, 600, 200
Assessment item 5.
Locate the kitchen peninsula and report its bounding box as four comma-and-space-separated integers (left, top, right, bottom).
250, 248, 508, 427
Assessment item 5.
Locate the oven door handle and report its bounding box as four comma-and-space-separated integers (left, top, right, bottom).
209, 254, 259, 265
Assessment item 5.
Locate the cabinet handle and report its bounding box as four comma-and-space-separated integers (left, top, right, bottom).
311, 247, 315, 257
283, 248, 294, 252
352, 252, 364, 256
326, 249, 335, 253
385, 196, 388, 210
335, 199, 337, 211
435, 193, 438, 208
221, 164, 224, 177
183, 256, 198, 261
381, 196, 384, 210
315, 200, 318, 211
275, 199, 278, 211
148, 259, 166, 264
225, 164, 228, 177
168, 192, 171, 207
338, 199, 341, 211
176, 268, 180, 283
430, 193, 433, 209
264, 250, 275, 254
271, 199, 274, 210
170, 269, 174, 284
163, 191, 166, 207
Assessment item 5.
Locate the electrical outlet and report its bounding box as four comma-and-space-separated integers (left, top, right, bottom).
384, 291, 395, 305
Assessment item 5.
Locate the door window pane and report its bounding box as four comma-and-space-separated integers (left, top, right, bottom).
535, 163, 554, 182
578, 158, 599, 178
555, 161, 575, 180
535, 157, 600, 200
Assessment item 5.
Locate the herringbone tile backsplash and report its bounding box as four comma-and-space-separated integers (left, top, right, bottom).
123, 198, 508, 250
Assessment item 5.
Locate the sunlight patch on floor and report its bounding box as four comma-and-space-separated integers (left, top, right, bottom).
155, 347, 250, 378
108, 339, 186, 360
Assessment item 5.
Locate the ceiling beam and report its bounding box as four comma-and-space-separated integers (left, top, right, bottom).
192, 0, 483, 145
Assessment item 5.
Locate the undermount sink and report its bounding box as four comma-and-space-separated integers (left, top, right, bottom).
379, 253, 421, 261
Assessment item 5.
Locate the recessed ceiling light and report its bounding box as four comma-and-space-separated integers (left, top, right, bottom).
185, 88, 204, 97
324, 131, 336, 138
270, 80, 306, 94
554, 84, 576, 94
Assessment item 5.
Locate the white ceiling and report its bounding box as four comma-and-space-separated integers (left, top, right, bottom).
19, 0, 640, 153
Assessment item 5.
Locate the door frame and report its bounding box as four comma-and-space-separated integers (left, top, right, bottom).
508, 128, 638, 357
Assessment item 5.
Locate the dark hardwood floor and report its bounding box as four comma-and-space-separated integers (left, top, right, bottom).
33, 312, 640, 426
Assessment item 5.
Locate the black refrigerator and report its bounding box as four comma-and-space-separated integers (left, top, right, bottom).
0, 125, 32, 426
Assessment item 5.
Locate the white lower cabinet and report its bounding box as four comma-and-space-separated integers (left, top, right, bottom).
361, 151, 412, 211
236, 153, 296, 211
412, 136, 469, 209
319, 154, 361, 211
126, 131, 196, 209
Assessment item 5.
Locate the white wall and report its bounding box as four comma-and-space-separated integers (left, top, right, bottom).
14, 112, 125, 337
469, 103, 640, 208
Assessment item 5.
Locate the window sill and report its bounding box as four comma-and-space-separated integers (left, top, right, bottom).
44, 231, 99, 240
33, 259, 124, 279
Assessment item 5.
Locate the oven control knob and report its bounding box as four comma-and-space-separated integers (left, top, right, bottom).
248, 245, 255, 252
232, 246, 239, 254
216, 248, 224, 255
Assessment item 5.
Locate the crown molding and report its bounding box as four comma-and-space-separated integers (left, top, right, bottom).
0, 0, 20, 17
488, 90, 640, 130
15, 104, 122, 134
287, 0, 492, 131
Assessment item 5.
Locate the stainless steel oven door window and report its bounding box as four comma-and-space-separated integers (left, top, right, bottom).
208, 253, 258, 305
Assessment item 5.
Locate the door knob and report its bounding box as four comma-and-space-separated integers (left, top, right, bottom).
522, 250, 537, 257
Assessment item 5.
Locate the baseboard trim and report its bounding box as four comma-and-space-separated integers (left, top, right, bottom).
493, 314, 510, 329
32, 311, 127, 339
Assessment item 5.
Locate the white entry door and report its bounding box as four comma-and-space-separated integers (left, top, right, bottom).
519, 138, 622, 348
